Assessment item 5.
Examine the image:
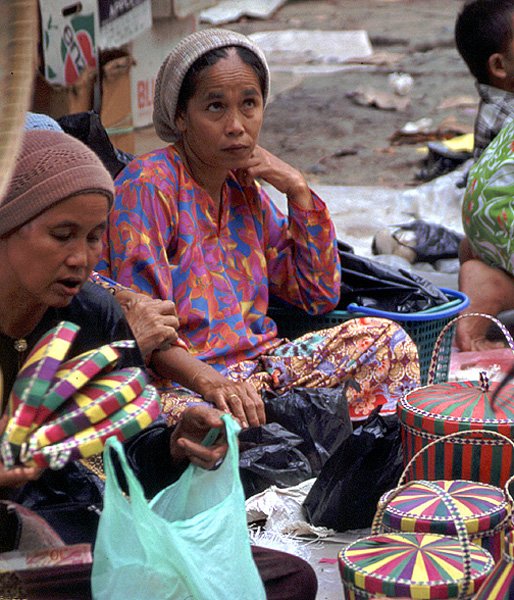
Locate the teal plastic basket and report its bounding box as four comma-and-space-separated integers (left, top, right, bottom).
268, 288, 469, 385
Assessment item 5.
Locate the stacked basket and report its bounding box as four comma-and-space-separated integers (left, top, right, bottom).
398, 314, 514, 488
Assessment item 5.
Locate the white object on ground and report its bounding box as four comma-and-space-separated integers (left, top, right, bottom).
388, 72, 414, 96
246, 479, 336, 537
200, 0, 287, 24
400, 117, 433, 134
249, 527, 320, 562
249, 30, 373, 66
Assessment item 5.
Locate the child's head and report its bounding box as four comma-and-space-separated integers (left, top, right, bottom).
455, 0, 514, 89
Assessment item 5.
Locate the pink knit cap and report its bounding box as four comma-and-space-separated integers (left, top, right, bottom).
0, 130, 114, 236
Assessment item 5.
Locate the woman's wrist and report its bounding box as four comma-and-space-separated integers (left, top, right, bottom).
189, 366, 213, 393
285, 179, 313, 209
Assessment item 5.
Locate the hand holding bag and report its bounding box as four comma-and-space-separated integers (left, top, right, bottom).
91, 414, 266, 600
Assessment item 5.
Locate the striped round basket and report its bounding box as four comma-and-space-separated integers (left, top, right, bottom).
399, 313, 514, 488
338, 532, 494, 599
475, 530, 514, 599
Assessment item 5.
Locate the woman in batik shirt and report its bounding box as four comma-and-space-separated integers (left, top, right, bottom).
98, 29, 420, 427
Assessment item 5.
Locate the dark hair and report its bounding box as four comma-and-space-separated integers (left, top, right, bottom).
455, 0, 514, 84
176, 46, 267, 117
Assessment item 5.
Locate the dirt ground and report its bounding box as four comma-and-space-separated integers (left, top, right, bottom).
223, 0, 476, 188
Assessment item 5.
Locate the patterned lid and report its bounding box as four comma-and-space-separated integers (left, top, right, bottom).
380, 480, 509, 535
399, 380, 514, 435
339, 532, 494, 598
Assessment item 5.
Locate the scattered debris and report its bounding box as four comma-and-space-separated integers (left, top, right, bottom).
390, 116, 471, 145
330, 147, 360, 158
200, 0, 287, 25
345, 51, 405, 67
400, 118, 434, 135
306, 163, 328, 175
437, 95, 478, 111
388, 72, 414, 96
347, 86, 410, 111
248, 30, 373, 66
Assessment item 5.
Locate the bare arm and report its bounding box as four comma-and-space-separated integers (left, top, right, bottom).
151, 346, 265, 429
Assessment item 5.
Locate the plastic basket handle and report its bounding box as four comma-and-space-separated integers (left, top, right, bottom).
399, 428, 514, 504
372, 479, 473, 600
427, 312, 514, 386
346, 288, 468, 322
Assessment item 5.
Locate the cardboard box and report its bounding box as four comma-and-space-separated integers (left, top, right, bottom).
98, 0, 152, 48
39, 0, 99, 87
100, 50, 136, 154
129, 14, 198, 128
31, 69, 95, 119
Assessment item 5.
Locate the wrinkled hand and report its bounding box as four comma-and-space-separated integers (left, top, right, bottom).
169, 405, 228, 470
236, 145, 312, 208
194, 372, 265, 429
0, 463, 43, 488
117, 292, 179, 358
0, 414, 43, 488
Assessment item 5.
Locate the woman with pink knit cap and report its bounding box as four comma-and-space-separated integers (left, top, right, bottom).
0, 129, 318, 600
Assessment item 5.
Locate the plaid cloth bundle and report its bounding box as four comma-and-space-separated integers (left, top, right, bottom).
0, 321, 161, 470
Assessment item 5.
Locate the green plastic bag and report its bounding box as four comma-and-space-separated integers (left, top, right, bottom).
91, 414, 266, 600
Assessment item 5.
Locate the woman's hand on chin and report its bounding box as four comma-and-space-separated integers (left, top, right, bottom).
236, 145, 313, 209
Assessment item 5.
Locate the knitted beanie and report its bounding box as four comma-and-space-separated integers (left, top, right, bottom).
0, 130, 114, 236
153, 28, 270, 143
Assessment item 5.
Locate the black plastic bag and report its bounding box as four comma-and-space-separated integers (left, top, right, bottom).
338, 247, 450, 312
303, 408, 403, 531
262, 387, 352, 476
57, 111, 133, 179
416, 141, 472, 182
239, 423, 312, 498
377, 220, 464, 264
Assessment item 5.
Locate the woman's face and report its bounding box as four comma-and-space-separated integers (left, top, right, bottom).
176, 49, 264, 171
1, 193, 108, 310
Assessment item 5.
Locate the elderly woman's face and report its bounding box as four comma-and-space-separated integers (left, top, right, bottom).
1, 193, 108, 309
176, 49, 264, 170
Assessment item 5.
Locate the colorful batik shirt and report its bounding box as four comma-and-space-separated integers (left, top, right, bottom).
97, 145, 341, 369
463, 119, 514, 276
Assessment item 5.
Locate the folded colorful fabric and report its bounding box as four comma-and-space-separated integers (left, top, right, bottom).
0, 321, 161, 470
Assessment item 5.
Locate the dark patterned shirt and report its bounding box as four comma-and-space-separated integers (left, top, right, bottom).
474, 83, 514, 159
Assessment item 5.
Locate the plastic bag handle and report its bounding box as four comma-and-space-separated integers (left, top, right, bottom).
102, 413, 240, 507
372, 479, 473, 600
103, 436, 149, 508
157, 414, 240, 519
427, 312, 514, 386
399, 428, 514, 505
